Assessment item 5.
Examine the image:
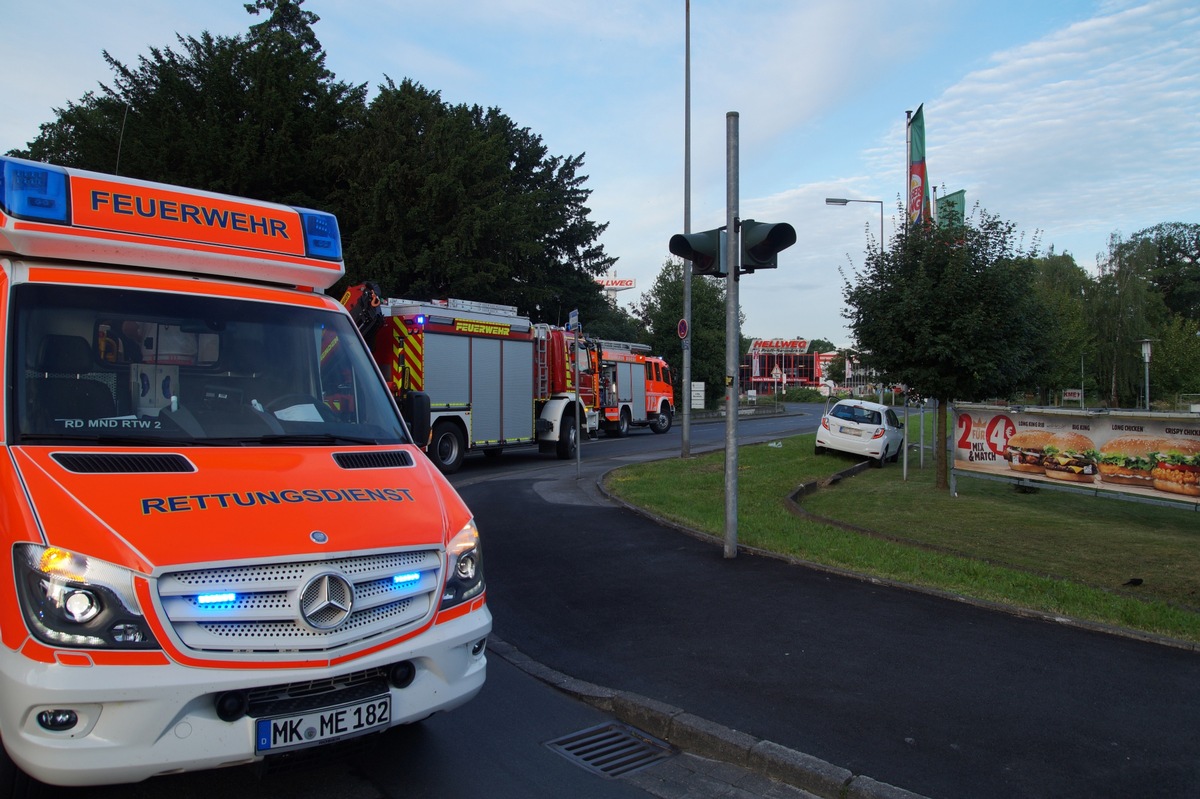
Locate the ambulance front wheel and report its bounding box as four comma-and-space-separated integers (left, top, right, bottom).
430, 420, 466, 474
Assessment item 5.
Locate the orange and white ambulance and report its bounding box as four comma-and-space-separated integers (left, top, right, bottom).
0, 156, 490, 789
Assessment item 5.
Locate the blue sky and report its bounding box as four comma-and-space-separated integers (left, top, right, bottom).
4, 1, 1198, 346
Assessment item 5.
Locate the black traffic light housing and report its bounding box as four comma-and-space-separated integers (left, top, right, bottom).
740, 220, 797, 272
669, 228, 726, 277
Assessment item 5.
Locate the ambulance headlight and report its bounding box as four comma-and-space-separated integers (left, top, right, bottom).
440, 519, 485, 610
14, 544, 160, 649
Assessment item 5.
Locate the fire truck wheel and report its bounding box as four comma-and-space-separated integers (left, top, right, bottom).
430, 421, 466, 474
556, 410, 578, 459
650, 405, 673, 434
604, 409, 631, 438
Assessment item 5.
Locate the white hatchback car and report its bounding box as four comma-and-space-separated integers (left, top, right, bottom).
815, 398, 905, 467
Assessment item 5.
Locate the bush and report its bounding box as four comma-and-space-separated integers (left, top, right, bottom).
783, 387, 826, 403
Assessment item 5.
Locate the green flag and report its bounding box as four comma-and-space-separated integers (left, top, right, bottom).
908, 104, 931, 226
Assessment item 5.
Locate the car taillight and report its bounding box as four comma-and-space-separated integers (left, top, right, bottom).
872, 427, 886, 439
821, 417, 830, 430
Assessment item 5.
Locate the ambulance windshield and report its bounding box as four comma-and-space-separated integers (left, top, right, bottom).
12, 284, 410, 446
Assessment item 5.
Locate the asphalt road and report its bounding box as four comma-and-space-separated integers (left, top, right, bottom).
461, 411, 1200, 799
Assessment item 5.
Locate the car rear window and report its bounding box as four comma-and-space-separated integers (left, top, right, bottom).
832, 404, 880, 425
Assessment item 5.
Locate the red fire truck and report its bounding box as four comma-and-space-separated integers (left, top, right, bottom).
588, 340, 675, 437
344, 285, 597, 474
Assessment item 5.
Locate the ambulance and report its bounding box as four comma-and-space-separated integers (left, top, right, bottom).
0, 156, 491, 789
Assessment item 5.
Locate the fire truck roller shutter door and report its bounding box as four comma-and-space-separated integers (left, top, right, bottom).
632, 364, 648, 423
616, 362, 634, 402
500, 338, 535, 443
424, 334, 470, 407
470, 337, 501, 446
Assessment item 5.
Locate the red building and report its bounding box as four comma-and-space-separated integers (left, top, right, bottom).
741, 338, 836, 394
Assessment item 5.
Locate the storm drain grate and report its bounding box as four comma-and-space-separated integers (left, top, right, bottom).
545, 722, 676, 778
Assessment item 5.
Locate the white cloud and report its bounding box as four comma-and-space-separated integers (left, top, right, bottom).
3, 0, 1196, 348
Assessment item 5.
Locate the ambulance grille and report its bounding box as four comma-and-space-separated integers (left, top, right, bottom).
51, 452, 195, 473
156, 550, 443, 654
333, 451, 413, 470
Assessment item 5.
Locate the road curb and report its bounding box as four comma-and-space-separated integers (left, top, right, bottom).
488, 637, 931, 799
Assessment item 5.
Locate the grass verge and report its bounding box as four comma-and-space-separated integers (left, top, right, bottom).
602, 433, 1200, 646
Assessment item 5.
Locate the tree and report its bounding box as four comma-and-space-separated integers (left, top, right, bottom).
333, 78, 615, 323
1149, 315, 1200, 400
825, 353, 847, 385
10, 0, 617, 326
15, 0, 365, 209
634, 260, 738, 409
1129, 223, 1200, 321
842, 211, 1048, 489
1091, 232, 1171, 407
1029, 251, 1094, 403
584, 302, 647, 343
807, 338, 837, 354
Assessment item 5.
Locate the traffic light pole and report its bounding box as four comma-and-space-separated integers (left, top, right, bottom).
723, 111, 739, 559
681, 0, 692, 459
666, 112, 795, 560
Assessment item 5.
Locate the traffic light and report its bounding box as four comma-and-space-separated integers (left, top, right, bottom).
740, 220, 796, 272
669, 228, 726, 277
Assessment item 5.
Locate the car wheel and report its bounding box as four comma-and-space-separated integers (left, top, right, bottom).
814, 445, 826, 455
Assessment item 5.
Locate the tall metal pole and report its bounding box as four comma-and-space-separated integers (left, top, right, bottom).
878, 202, 884, 256
681, 0, 693, 458
905, 109, 912, 229
723, 111, 739, 559
1143, 343, 1152, 410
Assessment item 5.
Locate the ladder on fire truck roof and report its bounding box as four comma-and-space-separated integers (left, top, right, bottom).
596, 339, 651, 356
387, 297, 519, 317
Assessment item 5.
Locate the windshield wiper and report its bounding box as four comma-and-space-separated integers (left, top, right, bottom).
257, 433, 384, 446
17, 434, 206, 447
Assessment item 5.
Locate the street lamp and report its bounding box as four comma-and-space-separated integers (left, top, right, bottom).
1137, 338, 1153, 410
826, 198, 884, 256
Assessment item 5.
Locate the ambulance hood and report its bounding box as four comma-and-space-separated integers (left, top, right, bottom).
10, 446, 463, 572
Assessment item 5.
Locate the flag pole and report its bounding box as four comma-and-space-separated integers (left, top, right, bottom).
905, 109, 912, 229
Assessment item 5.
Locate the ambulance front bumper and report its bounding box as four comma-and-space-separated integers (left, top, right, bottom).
0, 607, 490, 787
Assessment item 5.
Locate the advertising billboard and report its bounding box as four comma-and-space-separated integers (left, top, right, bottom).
953, 404, 1200, 508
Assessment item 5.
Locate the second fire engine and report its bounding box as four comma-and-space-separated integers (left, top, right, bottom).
344, 284, 675, 473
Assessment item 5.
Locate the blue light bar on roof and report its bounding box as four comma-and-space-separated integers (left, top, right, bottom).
300, 209, 342, 261
0, 157, 69, 223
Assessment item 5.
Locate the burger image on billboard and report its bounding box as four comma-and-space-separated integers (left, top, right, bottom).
1041, 432, 1098, 483
1097, 435, 1161, 488
1151, 438, 1200, 497
1006, 430, 1054, 474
